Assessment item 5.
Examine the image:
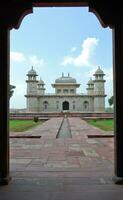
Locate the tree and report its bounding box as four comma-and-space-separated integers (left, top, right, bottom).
10, 85, 16, 98
108, 96, 114, 106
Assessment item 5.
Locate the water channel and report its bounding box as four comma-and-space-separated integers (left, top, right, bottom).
57, 117, 72, 138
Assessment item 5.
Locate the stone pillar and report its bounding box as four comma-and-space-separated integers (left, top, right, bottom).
0, 27, 10, 184
113, 21, 123, 183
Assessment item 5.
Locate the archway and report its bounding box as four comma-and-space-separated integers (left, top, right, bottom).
0, 0, 123, 185
63, 101, 69, 110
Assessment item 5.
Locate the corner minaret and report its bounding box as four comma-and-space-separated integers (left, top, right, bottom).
86, 78, 94, 95
93, 66, 106, 112
37, 78, 45, 95
25, 67, 38, 112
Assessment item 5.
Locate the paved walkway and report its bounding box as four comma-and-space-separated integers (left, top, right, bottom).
10, 117, 114, 176
1, 117, 122, 200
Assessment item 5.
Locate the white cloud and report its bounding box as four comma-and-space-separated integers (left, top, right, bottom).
10, 52, 45, 69
10, 51, 26, 62
61, 37, 98, 67
29, 55, 45, 67
61, 56, 74, 66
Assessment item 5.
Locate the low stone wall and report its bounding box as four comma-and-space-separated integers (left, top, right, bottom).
10, 112, 114, 120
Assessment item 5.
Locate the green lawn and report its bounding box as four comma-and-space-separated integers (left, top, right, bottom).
87, 119, 114, 131
10, 120, 43, 132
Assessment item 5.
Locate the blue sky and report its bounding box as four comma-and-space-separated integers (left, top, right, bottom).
10, 7, 113, 108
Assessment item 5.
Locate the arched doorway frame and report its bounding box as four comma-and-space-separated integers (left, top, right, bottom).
0, 0, 122, 184
62, 101, 69, 111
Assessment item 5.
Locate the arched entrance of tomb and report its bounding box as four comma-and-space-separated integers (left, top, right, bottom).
0, 0, 123, 185
62, 101, 69, 111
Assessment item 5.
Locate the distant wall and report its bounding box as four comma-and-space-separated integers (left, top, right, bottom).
10, 112, 114, 120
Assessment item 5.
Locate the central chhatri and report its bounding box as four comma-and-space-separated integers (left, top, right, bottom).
55, 73, 77, 84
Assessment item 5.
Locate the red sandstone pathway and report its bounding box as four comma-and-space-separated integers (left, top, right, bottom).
10, 117, 114, 180
1, 118, 122, 200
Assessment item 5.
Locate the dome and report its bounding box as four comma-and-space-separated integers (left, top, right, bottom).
55, 73, 76, 84
94, 66, 104, 75
38, 78, 44, 85
27, 66, 37, 76
87, 78, 94, 85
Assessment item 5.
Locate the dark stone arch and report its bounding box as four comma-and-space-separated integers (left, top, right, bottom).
1, 0, 123, 185
0, 0, 116, 30
63, 101, 69, 111
88, 1, 115, 28
0, 2, 33, 29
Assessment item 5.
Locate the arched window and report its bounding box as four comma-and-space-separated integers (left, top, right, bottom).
73, 101, 75, 110
43, 101, 48, 110
56, 101, 59, 109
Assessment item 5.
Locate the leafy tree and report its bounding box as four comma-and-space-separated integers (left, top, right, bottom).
108, 96, 114, 106
10, 85, 16, 98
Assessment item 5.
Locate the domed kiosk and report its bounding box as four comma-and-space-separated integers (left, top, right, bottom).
55, 73, 77, 84
52, 73, 80, 95
27, 66, 37, 77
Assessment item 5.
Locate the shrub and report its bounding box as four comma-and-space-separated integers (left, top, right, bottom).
33, 116, 39, 123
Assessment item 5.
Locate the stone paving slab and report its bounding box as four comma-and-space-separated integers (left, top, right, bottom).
1, 176, 123, 200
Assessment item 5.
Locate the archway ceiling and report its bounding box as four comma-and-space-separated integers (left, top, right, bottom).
0, 0, 117, 29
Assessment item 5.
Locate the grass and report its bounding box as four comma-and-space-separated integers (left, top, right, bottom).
87, 119, 114, 131
10, 120, 43, 132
